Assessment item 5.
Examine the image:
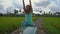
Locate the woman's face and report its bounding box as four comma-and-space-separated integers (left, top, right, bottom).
26, 5, 30, 10
25, 5, 31, 14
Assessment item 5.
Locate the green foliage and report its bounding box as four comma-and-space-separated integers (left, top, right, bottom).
43, 17, 60, 34
0, 17, 38, 34
14, 9, 18, 15
0, 17, 24, 34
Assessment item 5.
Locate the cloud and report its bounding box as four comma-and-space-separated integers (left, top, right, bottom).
0, 0, 60, 14
33, 0, 60, 13
12, 3, 23, 9
32, 0, 51, 13
7, 6, 14, 12
34, 0, 51, 8
0, 0, 12, 9
47, 0, 60, 13
0, 5, 4, 10
12, 0, 23, 9
49, 6, 60, 13
0, 0, 3, 3
56, 0, 60, 7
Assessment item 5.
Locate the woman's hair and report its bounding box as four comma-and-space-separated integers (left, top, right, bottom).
25, 5, 32, 14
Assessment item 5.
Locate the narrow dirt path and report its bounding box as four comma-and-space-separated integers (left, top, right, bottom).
34, 18, 46, 34
10, 18, 47, 34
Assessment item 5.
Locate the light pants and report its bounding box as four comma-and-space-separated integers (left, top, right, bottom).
20, 27, 37, 34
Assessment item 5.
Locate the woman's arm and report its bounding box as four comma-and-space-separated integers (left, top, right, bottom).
22, 0, 25, 11
29, 0, 33, 13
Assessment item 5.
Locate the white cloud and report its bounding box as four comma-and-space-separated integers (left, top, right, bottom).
41, 7, 51, 13
48, 1, 56, 7
0, 0, 60, 14
0, 0, 12, 9
57, 0, 60, 2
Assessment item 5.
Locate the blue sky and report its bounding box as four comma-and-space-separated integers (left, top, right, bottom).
0, 0, 60, 14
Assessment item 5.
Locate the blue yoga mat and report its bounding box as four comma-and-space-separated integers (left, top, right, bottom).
20, 27, 37, 34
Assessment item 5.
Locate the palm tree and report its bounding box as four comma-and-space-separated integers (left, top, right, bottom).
14, 9, 18, 15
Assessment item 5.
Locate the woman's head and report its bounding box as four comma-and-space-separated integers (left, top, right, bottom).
25, 5, 32, 14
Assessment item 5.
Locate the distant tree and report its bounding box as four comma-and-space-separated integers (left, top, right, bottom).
49, 11, 51, 14
7, 11, 14, 16
19, 9, 21, 12
14, 9, 18, 15
44, 11, 45, 15
7, 12, 10, 16
7, 12, 10, 14
0, 13, 3, 16
55, 12, 60, 16
42, 11, 45, 16
48, 11, 50, 15
40, 10, 42, 13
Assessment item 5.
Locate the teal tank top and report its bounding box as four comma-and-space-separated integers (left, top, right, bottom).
21, 13, 33, 30
25, 13, 33, 25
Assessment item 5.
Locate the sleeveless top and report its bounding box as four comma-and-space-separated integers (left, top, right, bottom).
21, 13, 33, 30
25, 13, 33, 25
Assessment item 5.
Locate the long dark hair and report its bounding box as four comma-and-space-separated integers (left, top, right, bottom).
25, 5, 32, 14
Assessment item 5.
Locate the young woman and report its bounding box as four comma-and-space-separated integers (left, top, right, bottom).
20, 0, 35, 34
20, 5, 34, 34
21, 5, 34, 30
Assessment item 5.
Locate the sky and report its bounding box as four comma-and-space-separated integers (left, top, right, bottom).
0, 0, 60, 14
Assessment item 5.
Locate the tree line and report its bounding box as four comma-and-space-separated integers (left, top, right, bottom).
0, 9, 60, 17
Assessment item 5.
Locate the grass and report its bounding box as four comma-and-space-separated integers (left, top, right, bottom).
43, 17, 60, 34
0, 16, 39, 34
0, 16, 60, 34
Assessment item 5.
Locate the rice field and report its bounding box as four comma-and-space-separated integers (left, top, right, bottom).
43, 17, 60, 34
0, 17, 39, 34
0, 17, 60, 34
